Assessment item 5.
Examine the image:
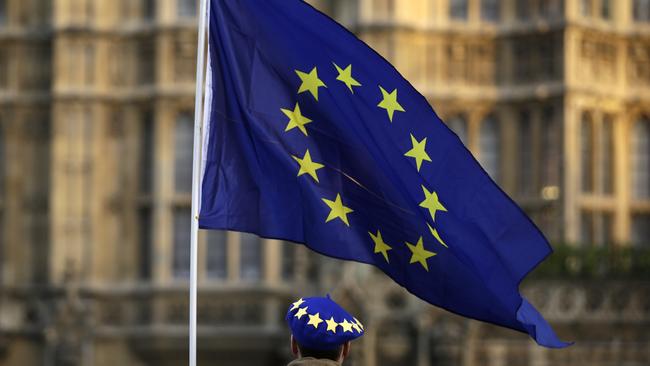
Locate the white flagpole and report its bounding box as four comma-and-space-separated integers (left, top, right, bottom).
190, 0, 209, 365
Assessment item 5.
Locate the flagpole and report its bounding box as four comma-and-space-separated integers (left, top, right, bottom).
190, 0, 209, 365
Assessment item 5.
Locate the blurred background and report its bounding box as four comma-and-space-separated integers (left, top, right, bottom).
0, 0, 649, 365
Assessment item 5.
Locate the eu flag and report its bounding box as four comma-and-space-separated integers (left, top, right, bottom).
199, 0, 568, 348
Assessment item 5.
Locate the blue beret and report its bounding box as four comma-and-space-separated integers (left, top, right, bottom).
286, 295, 364, 350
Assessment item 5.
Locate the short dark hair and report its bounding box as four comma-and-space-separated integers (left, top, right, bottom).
297, 343, 343, 361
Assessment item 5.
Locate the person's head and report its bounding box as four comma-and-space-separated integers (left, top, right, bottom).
285, 296, 364, 363
290, 335, 350, 362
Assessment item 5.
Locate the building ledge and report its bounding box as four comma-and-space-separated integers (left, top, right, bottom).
128, 326, 288, 365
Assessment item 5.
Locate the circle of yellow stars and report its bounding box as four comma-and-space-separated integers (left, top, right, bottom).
279, 63, 449, 272
290, 298, 364, 335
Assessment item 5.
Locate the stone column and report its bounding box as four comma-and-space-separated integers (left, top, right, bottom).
362, 320, 377, 366
416, 315, 431, 366
228, 232, 241, 282
500, 106, 518, 195
487, 342, 506, 366
461, 321, 479, 366
529, 341, 547, 366
616, 111, 631, 242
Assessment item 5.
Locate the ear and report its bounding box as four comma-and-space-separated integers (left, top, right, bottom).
291, 335, 300, 357
340, 341, 351, 361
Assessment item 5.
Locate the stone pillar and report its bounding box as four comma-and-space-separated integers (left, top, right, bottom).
500, 106, 518, 195
362, 321, 377, 366
502, 0, 516, 22
529, 341, 547, 366
468, 107, 484, 157
50, 103, 96, 284
563, 25, 581, 243
228, 231, 241, 282
3, 111, 27, 284
530, 107, 545, 199
468, 0, 480, 23
416, 315, 431, 366
487, 342, 506, 366
461, 321, 479, 366
564, 96, 581, 243
264, 238, 282, 329
616, 111, 631, 242
155, 100, 175, 284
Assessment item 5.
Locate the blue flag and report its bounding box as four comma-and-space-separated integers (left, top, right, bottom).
199, 0, 568, 348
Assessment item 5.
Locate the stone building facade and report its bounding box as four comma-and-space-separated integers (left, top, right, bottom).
315, 0, 650, 248
0, 0, 649, 365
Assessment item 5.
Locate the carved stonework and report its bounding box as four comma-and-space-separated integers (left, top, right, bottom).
1, 1, 650, 366
331, 261, 650, 366
44, 284, 91, 366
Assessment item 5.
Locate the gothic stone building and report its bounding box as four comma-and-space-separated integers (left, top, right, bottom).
0, 0, 649, 365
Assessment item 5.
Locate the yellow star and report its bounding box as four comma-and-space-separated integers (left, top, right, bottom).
281, 103, 312, 136
369, 230, 392, 263
339, 319, 354, 333
404, 134, 432, 172
353, 317, 364, 330
296, 67, 327, 101
322, 194, 354, 226
406, 236, 437, 271
377, 86, 405, 122
427, 223, 449, 248
334, 63, 361, 93
419, 186, 447, 222
290, 298, 305, 311
295, 306, 309, 319
307, 312, 324, 329
292, 150, 325, 183
326, 317, 339, 333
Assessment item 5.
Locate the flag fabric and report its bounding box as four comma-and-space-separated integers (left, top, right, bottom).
199, 0, 568, 348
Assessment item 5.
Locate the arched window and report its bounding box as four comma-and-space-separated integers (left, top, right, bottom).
174, 112, 194, 193
139, 110, 154, 194
446, 115, 468, 145
481, 0, 500, 22
178, 0, 197, 18
450, 0, 468, 20
143, 0, 155, 21
137, 110, 154, 280
480, 115, 500, 181
172, 207, 191, 278
634, 0, 650, 22
541, 106, 560, 188
632, 117, 650, 199
600, 115, 614, 194
581, 211, 614, 247
240, 233, 263, 281
516, 0, 530, 20
0, 0, 6, 25
517, 110, 533, 196
207, 230, 228, 280
281, 242, 297, 281
580, 0, 592, 17
631, 214, 650, 247
172, 111, 194, 279
600, 0, 612, 19
580, 112, 595, 193
540, 0, 564, 18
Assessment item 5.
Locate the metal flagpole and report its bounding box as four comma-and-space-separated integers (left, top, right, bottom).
189, 0, 209, 365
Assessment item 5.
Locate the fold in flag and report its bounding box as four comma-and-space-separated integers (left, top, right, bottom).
199, 0, 569, 348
